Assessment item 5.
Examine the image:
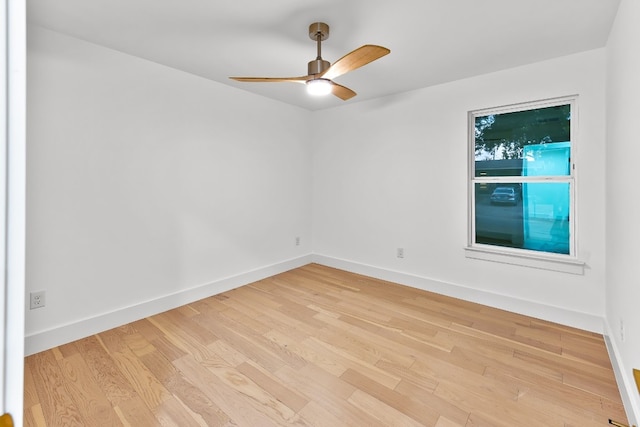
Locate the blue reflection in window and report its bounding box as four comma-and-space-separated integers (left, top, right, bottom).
522, 143, 570, 254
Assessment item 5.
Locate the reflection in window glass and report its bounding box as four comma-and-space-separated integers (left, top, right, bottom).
475, 105, 571, 160
475, 183, 524, 249
522, 183, 570, 254
522, 142, 571, 177
475, 183, 570, 255
470, 98, 575, 257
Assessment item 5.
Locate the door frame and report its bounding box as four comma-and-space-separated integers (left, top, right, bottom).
2, 0, 26, 423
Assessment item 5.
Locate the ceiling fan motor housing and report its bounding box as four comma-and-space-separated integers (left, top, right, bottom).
308, 59, 330, 75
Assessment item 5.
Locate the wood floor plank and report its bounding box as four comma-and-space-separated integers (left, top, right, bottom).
28, 351, 85, 426
274, 364, 388, 427
375, 359, 439, 394
340, 368, 441, 426
147, 312, 224, 364
264, 329, 347, 377
394, 378, 470, 425
24, 263, 630, 426
141, 349, 232, 426
206, 339, 249, 367
296, 400, 352, 427
347, 388, 424, 427
197, 297, 272, 336
174, 354, 304, 427
99, 329, 172, 411
435, 378, 558, 427
56, 353, 123, 426
186, 299, 301, 371
74, 335, 160, 425
72, 335, 140, 406
26, 404, 46, 427
236, 360, 309, 413
130, 318, 188, 362
436, 415, 467, 427
302, 335, 402, 389
113, 397, 162, 427
151, 396, 208, 427
312, 312, 415, 369
23, 355, 40, 410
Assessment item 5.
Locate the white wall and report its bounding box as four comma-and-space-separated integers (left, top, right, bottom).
25, 26, 313, 354
312, 49, 607, 331
606, 0, 640, 422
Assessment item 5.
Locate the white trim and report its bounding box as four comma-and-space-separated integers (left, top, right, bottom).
471, 95, 579, 118
464, 246, 585, 275
312, 253, 602, 333
4, 0, 26, 422
25, 252, 601, 355
25, 254, 313, 356
0, 0, 8, 411
603, 323, 640, 426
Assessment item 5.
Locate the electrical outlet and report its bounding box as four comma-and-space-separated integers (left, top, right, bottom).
620, 319, 626, 342
295, 236, 300, 246
397, 248, 404, 259
30, 291, 46, 309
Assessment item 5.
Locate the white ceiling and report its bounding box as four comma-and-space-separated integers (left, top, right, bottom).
27, 0, 621, 111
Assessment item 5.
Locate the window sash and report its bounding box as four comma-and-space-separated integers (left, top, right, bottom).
468, 96, 577, 261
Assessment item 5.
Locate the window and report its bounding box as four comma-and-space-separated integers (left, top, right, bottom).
466, 96, 583, 274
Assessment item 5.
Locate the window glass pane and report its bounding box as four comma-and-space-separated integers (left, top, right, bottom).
475, 183, 524, 248
522, 142, 570, 177
475, 182, 570, 255
522, 182, 570, 254
474, 104, 571, 177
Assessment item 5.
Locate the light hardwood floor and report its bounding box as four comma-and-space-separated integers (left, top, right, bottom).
24, 264, 629, 426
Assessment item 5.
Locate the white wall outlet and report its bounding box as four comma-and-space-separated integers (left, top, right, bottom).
295, 236, 300, 246
397, 248, 404, 258
620, 319, 626, 342
30, 291, 46, 309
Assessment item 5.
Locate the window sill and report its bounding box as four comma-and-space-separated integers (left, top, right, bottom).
464, 246, 585, 275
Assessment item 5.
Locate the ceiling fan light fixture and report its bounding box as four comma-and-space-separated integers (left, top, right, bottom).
306, 78, 332, 96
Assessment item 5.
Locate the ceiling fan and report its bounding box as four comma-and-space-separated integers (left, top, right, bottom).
229, 22, 390, 101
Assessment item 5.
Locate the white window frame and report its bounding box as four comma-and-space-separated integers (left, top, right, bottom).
464, 96, 585, 274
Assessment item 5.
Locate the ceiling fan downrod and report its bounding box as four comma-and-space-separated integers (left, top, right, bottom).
307, 22, 330, 76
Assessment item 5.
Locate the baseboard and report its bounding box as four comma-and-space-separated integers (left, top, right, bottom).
24, 254, 314, 356
312, 253, 604, 333
604, 323, 640, 426
25, 252, 603, 352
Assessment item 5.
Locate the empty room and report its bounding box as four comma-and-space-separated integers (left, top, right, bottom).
3, 0, 639, 425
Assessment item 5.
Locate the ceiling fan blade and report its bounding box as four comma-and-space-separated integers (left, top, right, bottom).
321, 45, 390, 80
330, 81, 357, 100
229, 76, 309, 83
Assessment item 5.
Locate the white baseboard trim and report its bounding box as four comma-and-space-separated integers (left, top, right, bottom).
312, 254, 604, 333
25, 254, 314, 356
604, 323, 640, 426
25, 252, 604, 352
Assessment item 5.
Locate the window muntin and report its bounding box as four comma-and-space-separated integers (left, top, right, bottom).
470, 97, 575, 258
